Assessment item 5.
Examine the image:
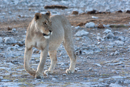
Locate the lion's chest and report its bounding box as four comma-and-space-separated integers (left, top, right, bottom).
33, 38, 48, 50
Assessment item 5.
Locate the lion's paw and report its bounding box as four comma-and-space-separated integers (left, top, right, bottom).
28, 68, 36, 77
35, 72, 44, 79
44, 70, 53, 76
66, 69, 75, 74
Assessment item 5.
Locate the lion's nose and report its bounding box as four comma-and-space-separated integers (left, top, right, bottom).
43, 33, 47, 36
49, 30, 52, 33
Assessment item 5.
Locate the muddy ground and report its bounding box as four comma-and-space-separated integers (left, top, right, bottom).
0, 12, 130, 87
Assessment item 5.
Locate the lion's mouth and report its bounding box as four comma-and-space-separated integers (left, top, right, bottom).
43, 31, 52, 39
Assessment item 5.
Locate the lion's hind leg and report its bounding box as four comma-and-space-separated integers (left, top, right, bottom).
44, 50, 57, 75
63, 40, 76, 74
63, 30, 76, 74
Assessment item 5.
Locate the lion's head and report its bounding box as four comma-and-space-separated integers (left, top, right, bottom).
34, 11, 52, 39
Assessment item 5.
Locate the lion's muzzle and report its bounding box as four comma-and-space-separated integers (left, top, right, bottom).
43, 30, 52, 39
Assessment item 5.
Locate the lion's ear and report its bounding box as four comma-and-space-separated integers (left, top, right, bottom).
35, 13, 41, 20
45, 11, 51, 16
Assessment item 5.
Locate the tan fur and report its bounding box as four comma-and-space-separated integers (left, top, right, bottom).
24, 12, 76, 79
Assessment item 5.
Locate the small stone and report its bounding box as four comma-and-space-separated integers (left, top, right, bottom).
1, 79, 12, 82
103, 24, 110, 28
97, 24, 105, 29
124, 80, 130, 84
114, 31, 123, 34
87, 10, 96, 14
77, 22, 85, 26
85, 22, 96, 28
109, 83, 122, 87
4, 37, 17, 44
75, 26, 81, 30
72, 11, 78, 15
104, 33, 114, 39
117, 10, 122, 13
84, 78, 87, 80
66, 78, 69, 80
114, 51, 120, 55
75, 30, 89, 37
11, 60, 19, 65
0, 76, 3, 79
103, 29, 112, 34
114, 41, 124, 46
7, 27, 12, 30
0, 53, 6, 58
110, 52, 114, 56
92, 16, 98, 19
0, 37, 3, 43
75, 67, 79, 71
89, 68, 92, 71
94, 63, 102, 67
126, 10, 130, 13
118, 36, 125, 41
11, 28, 17, 32
63, 74, 66, 76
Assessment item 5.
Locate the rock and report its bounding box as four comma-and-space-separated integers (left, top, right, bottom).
52, 78, 58, 82
110, 52, 114, 56
92, 16, 98, 19
87, 10, 96, 14
75, 30, 89, 37
114, 51, 120, 55
124, 80, 130, 84
94, 63, 102, 67
63, 74, 66, 76
109, 83, 122, 87
7, 27, 12, 30
0, 37, 3, 43
11, 28, 17, 32
114, 41, 124, 46
82, 50, 93, 55
11, 60, 19, 65
117, 10, 122, 13
114, 31, 123, 34
75, 67, 79, 71
0, 76, 3, 79
117, 36, 125, 42
1, 79, 12, 82
76, 22, 86, 26
4, 37, 17, 44
126, 10, 130, 13
33, 48, 40, 53
0, 53, 6, 58
103, 33, 114, 39
84, 78, 87, 80
85, 22, 96, 28
103, 29, 112, 34
97, 24, 105, 29
75, 26, 81, 30
93, 47, 102, 53
88, 68, 92, 71
97, 36, 102, 41
17, 40, 25, 46
111, 76, 124, 79
72, 11, 78, 15
103, 24, 110, 28
128, 47, 130, 52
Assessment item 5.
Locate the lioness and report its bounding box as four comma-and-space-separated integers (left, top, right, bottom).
24, 11, 76, 79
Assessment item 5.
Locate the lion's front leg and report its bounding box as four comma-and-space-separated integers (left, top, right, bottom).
24, 47, 36, 77
35, 47, 48, 79
44, 50, 57, 75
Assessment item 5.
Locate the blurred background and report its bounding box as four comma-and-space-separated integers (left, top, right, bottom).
0, 0, 130, 22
